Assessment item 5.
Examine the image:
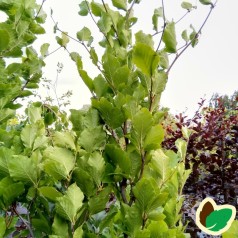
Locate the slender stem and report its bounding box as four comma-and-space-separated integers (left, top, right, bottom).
101, 0, 122, 46
167, 2, 216, 75
34, 0, 46, 19
45, 46, 62, 57
138, 150, 146, 180
156, 0, 166, 52
13, 206, 35, 238
85, 0, 112, 47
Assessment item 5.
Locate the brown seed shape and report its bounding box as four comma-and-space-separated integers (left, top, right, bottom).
199, 201, 214, 226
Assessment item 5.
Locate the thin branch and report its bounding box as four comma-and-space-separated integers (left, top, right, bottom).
84, 0, 112, 47
101, 0, 122, 46
138, 150, 146, 180
13, 206, 35, 238
167, 2, 217, 75
156, 0, 166, 52
34, 0, 46, 19
126, 0, 136, 22
45, 46, 62, 57
152, 8, 193, 37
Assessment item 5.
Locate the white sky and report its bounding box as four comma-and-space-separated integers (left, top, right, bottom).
2, 1, 238, 116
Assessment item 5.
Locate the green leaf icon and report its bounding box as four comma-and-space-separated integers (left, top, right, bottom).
206, 208, 233, 232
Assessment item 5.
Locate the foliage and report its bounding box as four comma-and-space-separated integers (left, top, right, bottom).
0, 0, 216, 237
162, 96, 238, 235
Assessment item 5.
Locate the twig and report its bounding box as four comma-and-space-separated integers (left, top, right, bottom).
101, 0, 122, 46
156, 0, 166, 52
167, 2, 217, 75
13, 206, 35, 238
34, 0, 46, 20
45, 46, 62, 57
84, 0, 112, 47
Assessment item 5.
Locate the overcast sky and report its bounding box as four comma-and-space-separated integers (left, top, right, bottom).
3, 0, 237, 116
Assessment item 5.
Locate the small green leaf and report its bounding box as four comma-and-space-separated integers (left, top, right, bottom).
9, 155, 38, 185
56, 183, 84, 223
0, 29, 10, 51
91, 2, 105, 16
132, 43, 159, 76
131, 108, 153, 148
199, 0, 212, 5
181, 30, 189, 42
77, 27, 92, 41
40, 43, 50, 57
112, 0, 127, 10
78, 1, 89, 16
144, 124, 164, 151
135, 30, 154, 48
0, 217, 6, 237
152, 7, 163, 32
78, 126, 106, 153
175, 138, 187, 161
79, 69, 94, 92
90, 47, 98, 65
53, 131, 76, 150
39, 186, 63, 202
181, 2, 193, 10
206, 209, 233, 232
98, 12, 112, 34
162, 22, 177, 53
52, 215, 68, 237
70, 52, 83, 71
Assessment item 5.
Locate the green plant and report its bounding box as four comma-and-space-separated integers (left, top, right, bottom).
0, 0, 217, 237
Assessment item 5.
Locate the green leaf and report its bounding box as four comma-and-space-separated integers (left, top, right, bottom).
89, 186, 111, 214
78, 126, 106, 153
144, 125, 164, 151
223, 220, 238, 238
92, 98, 124, 129
105, 144, 131, 176
162, 22, 177, 53
43, 147, 75, 179
199, 0, 212, 5
38, 186, 63, 202
102, 53, 120, 83
112, 0, 127, 11
90, 47, 98, 65
175, 138, 187, 161
133, 177, 167, 213
152, 8, 163, 32
131, 108, 153, 148
132, 43, 159, 76
91, 2, 105, 16
0, 147, 12, 176
70, 52, 83, 70
98, 12, 112, 34
78, 1, 89, 16
113, 65, 130, 89
135, 30, 154, 48
181, 2, 193, 10
52, 215, 68, 238
73, 226, 83, 238
79, 69, 94, 92
190, 24, 198, 47
93, 74, 109, 97
151, 149, 176, 185
56, 183, 84, 223
181, 30, 189, 42
53, 131, 76, 151
9, 155, 38, 185
0, 217, 6, 237
20, 124, 38, 149
77, 27, 92, 41
0, 29, 10, 51
206, 209, 233, 232
40, 43, 50, 57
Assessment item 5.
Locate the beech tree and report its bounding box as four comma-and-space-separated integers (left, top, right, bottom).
0, 0, 216, 237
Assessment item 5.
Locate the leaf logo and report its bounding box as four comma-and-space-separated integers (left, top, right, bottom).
196, 197, 236, 236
